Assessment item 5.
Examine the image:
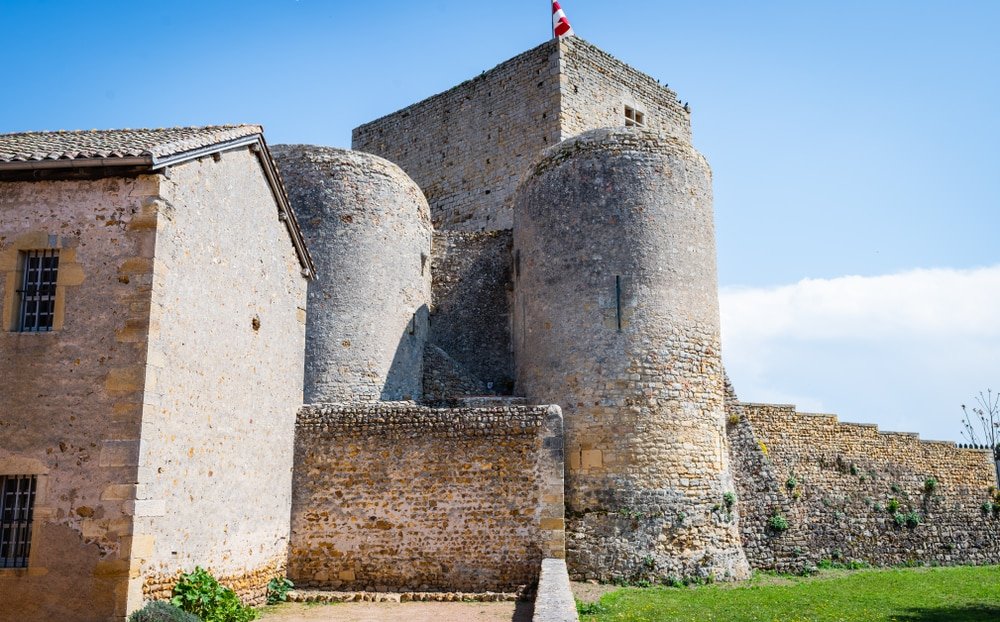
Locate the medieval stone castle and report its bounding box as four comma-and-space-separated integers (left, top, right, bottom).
1, 36, 997, 621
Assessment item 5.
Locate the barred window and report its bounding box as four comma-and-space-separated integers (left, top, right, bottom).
18, 249, 58, 332
1, 475, 37, 568
625, 106, 644, 127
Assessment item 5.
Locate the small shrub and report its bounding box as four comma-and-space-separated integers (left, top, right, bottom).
785, 475, 798, 490
981, 501, 993, 514
128, 601, 199, 622
886, 497, 901, 513
849, 464, 859, 476
666, 575, 684, 588
171, 566, 258, 622
792, 546, 803, 557
768, 512, 789, 532
727, 413, 740, 425
641, 555, 656, 570
792, 488, 802, 500
905, 511, 922, 528
873, 503, 884, 513
893, 512, 907, 527
924, 478, 938, 493
723, 491, 736, 509
266, 577, 294, 605
890, 483, 902, 494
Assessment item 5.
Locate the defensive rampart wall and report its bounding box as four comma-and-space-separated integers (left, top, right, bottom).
289, 403, 565, 592
728, 402, 1000, 571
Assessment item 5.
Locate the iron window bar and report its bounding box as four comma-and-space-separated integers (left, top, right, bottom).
17, 249, 58, 332
0, 475, 37, 568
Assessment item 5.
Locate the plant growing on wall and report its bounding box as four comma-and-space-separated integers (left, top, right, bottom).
768, 512, 789, 532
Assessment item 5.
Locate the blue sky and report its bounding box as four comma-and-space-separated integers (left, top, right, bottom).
3, 1, 998, 441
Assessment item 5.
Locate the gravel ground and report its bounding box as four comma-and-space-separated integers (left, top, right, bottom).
258, 600, 534, 622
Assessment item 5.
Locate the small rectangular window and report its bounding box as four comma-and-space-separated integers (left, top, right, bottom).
625, 106, 645, 127
17, 249, 58, 332
0, 475, 37, 568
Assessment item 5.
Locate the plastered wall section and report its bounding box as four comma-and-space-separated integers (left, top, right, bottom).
0, 175, 160, 621
133, 148, 308, 607
557, 37, 691, 143
353, 39, 562, 231
289, 403, 565, 593
728, 402, 1000, 571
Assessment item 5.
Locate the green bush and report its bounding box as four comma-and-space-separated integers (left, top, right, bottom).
886, 497, 901, 513
923, 478, 938, 493
266, 577, 294, 605
905, 511, 923, 527
785, 475, 798, 490
722, 491, 736, 509
768, 512, 789, 532
984, 501, 996, 514
893, 512, 907, 527
128, 601, 199, 622
171, 566, 258, 622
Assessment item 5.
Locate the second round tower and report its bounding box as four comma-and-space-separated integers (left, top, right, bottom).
273, 146, 432, 404
513, 128, 749, 582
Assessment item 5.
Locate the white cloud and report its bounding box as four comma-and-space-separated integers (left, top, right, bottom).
720, 265, 1000, 441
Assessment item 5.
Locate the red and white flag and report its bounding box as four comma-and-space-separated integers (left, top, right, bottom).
552, 1, 574, 38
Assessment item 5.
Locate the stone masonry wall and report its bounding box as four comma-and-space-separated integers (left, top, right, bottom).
289, 403, 564, 593
133, 148, 308, 607
428, 230, 513, 395
728, 402, 1000, 571
353, 40, 561, 231
558, 37, 691, 143
0, 175, 160, 621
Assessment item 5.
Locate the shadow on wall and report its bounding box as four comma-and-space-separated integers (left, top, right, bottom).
896, 606, 1000, 621
381, 303, 430, 401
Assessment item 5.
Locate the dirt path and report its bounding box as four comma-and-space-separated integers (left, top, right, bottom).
259, 600, 533, 622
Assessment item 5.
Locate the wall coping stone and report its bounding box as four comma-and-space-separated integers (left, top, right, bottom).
532, 559, 579, 622
297, 402, 555, 439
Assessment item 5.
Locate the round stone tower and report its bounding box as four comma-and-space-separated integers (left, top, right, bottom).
273, 146, 432, 403
512, 128, 749, 582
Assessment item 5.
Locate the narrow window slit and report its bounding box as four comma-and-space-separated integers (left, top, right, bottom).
615, 275, 623, 332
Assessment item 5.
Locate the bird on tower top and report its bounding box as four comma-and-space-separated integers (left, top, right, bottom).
552, 0, 575, 38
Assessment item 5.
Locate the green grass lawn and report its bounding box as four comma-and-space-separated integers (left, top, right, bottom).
577, 566, 1000, 622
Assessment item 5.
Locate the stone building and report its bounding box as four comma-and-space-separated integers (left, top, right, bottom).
0, 126, 313, 621
1, 35, 998, 621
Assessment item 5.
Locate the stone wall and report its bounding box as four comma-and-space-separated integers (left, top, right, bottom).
133, 147, 308, 607
289, 403, 564, 593
353, 40, 561, 231
0, 174, 160, 621
728, 402, 1000, 571
428, 230, 513, 395
558, 37, 690, 143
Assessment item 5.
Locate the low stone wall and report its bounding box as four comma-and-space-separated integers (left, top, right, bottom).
289, 403, 564, 592
532, 559, 579, 622
728, 402, 1000, 571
